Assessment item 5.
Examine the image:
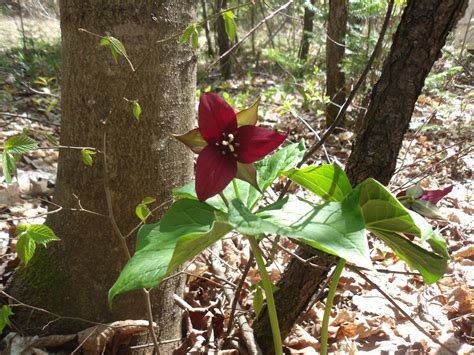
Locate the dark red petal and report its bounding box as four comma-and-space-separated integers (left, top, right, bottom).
420, 185, 453, 205
234, 126, 287, 164
195, 145, 237, 201
396, 190, 407, 198
198, 93, 237, 142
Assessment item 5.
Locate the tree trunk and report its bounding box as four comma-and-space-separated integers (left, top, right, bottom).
325, 0, 347, 126
299, 0, 316, 60
201, 0, 214, 56
8, 0, 197, 350
216, 0, 231, 79
254, 0, 467, 351
347, 0, 468, 185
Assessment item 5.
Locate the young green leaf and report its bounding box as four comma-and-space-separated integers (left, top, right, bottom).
81, 149, 96, 167
100, 36, 130, 65
23, 224, 59, 246
222, 10, 237, 41
191, 28, 199, 49
132, 100, 142, 121
17, 233, 36, 265
3, 135, 38, 155
0, 305, 13, 334
142, 197, 156, 205
2, 152, 16, 184
135, 203, 151, 222
46, 134, 58, 146
179, 24, 196, 44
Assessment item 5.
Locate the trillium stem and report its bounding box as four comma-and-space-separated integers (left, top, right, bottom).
232, 179, 240, 199
247, 235, 283, 355
320, 258, 346, 355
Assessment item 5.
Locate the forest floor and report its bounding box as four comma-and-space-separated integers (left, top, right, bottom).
0, 14, 473, 355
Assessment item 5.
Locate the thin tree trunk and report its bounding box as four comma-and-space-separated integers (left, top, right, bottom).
254, 0, 468, 351
347, 0, 468, 185
216, 0, 231, 79
8, 1, 197, 351
201, 0, 214, 56
325, 0, 347, 126
299, 0, 316, 60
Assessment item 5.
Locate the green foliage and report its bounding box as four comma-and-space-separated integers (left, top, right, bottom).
425, 66, 464, 93
81, 149, 96, 167
174, 141, 306, 211
135, 197, 156, 222
180, 24, 200, 49
222, 10, 237, 41
132, 100, 142, 121
283, 164, 352, 202
108, 199, 232, 304
15, 224, 59, 265
0, 305, 13, 334
100, 36, 128, 64
2, 135, 38, 183
263, 49, 305, 73
229, 194, 372, 268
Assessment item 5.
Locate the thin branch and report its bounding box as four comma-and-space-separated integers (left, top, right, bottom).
209, 0, 294, 69
350, 268, 457, 355
278, 0, 395, 199
226, 253, 255, 337
209, 245, 262, 354
102, 132, 160, 354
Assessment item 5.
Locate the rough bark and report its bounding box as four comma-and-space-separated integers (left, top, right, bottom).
8, 0, 197, 351
326, 0, 347, 126
216, 0, 231, 79
299, 0, 316, 60
254, 0, 467, 352
347, 0, 469, 185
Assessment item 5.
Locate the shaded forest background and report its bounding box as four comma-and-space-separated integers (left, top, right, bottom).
0, 0, 472, 353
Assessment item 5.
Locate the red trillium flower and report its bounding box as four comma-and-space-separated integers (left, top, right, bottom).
173, 93, 286, 201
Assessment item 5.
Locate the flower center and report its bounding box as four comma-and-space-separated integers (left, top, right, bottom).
215, 133, 239, 157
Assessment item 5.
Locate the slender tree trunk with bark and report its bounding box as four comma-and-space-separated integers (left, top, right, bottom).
216, 0, 231, 79
347, 0, 468, 185
8, 1, 197, 351
326, 0, 347, 126
201, 0, 214, 56
254, 0, 468, 351
299, 0, 316, 60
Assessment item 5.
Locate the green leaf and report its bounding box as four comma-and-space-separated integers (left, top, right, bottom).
179, 24, 196, 44
357, 179, 421, 235
17, 233, 36, 265
132, 100, 141, 121
252, 285, 264, 319
109, 199, 232, 304
228, 194, 372, 269
3, 135, 37, 154
0, 305, 13, 334
222, 10, 237, 41
411, 199, 446, 220
81, 149, 96, 167
191, 29, 199, 49
2, 152, 16, 184
173, 141, 306, 211
23, 224, 59, 246
374, 231, 447, 284
135, 203, 151, 222
354, 178, 449, 280
100, 36, 128, 63
283, 164, 352, 202
46, 134, 58, 146
142, 197, 156, 205
406, 184, 424, 198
